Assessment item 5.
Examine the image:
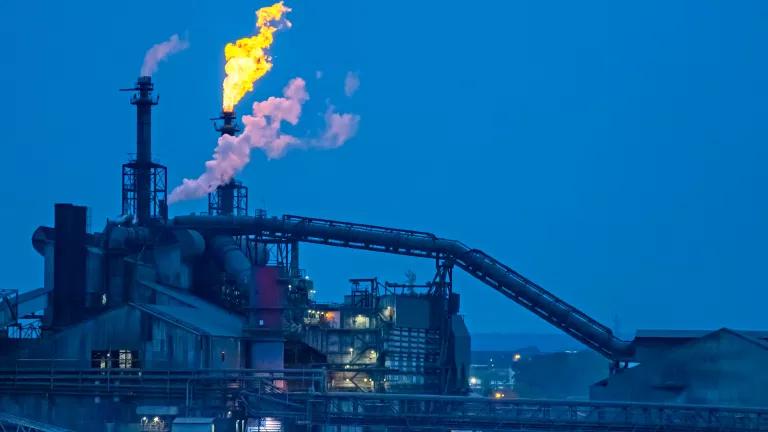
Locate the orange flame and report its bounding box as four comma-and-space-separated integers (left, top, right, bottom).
222, 1, 291, 112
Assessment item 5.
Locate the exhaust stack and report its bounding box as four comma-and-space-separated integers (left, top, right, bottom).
208, 111, 248, 216
121, 76, 167, 224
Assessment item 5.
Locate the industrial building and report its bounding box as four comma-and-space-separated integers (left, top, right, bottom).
591, 328, 768, 406
0, 76, 473, 430
1, 75, 767, 431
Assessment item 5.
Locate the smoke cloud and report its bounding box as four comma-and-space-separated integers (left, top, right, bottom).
344, 71, 360, 97
169, 77, 360, 204
140, 34, 189, 77
319, 105, 360, 148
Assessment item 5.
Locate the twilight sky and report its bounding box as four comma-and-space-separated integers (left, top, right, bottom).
2, 1, 768, 335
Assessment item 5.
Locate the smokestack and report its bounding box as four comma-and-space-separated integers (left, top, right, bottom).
51, 203, 87, 328
216, 110, 239, 137
133, 76, 157, 225
121, 76, 160, 225
208, 111, 248, 216
134, 76, 155, 166
217, 111, 238, 216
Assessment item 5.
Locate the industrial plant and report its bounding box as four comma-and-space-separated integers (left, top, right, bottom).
0, 73, 767, 431
2, 3, 768, 429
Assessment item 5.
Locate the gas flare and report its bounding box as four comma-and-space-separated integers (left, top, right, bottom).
169, 77, 360, 204
222, 1, 292, 112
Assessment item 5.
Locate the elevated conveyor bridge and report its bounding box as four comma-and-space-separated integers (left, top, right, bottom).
172, 214, 634, 360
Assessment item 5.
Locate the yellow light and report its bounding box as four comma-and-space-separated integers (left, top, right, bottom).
513, 353, 522, 362
494, 392, 504, 399
222, 2, 291, 111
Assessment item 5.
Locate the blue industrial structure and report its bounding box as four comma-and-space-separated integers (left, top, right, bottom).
0, 76, 766, 431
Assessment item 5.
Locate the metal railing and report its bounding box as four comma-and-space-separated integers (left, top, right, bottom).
2, 367, 767, 431
253, 392, 768, 431
0, 367, 326, 399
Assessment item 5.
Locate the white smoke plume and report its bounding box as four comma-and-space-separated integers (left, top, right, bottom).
319, 105, 360, 148
168, 77, 360, 204
140, 34, 189, 77
344, 71, 360, 97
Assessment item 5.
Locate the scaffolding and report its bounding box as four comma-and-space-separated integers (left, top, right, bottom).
121, 162, 167, 222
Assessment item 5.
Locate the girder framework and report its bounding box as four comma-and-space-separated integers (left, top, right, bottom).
0, 412, 73, 432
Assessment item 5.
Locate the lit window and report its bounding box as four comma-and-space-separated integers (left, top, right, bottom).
118, 350, 134, 368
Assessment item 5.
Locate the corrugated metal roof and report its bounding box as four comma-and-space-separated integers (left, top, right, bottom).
133, 281, 244, 337
131, 303, 242, 337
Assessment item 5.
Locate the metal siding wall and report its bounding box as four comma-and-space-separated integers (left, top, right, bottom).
211, 337, 240, 369
451, 315, 471, 388
394, 296, 431, 329
249, 341, 284, 369
23, 306, 143, 368
85, 247, 104, 309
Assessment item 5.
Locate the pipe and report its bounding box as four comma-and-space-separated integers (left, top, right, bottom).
171, 214, 634, 360
208, 235, 252, 295
106, 226, 152, 250
32, 226, 55, 256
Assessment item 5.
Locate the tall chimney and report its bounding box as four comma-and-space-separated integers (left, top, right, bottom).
51, 203, 87, 328
133, 76, 157, 225
120, 76, 158, 225
120, 76, 167, 224
217, 110, 239, 137
209, 111, 248, 216
218, 111, 238, 215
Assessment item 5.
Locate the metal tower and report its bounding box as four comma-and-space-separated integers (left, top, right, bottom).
208, 111, 248, 216
120, 76, 167, 224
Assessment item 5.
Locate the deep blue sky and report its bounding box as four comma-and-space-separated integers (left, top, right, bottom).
2, 1, 768, 335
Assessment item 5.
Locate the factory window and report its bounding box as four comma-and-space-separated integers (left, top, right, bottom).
91, 349, 138, 368
351, 314, 370, 329
91, 350, 113, 368
118, 349, 135, 368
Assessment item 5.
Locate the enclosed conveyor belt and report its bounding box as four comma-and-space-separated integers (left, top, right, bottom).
171, 214, 634, 360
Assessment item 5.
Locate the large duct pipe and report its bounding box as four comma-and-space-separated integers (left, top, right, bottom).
106, 226, 153, 250
171, 214, 634, 360
208, 235, 253, 299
